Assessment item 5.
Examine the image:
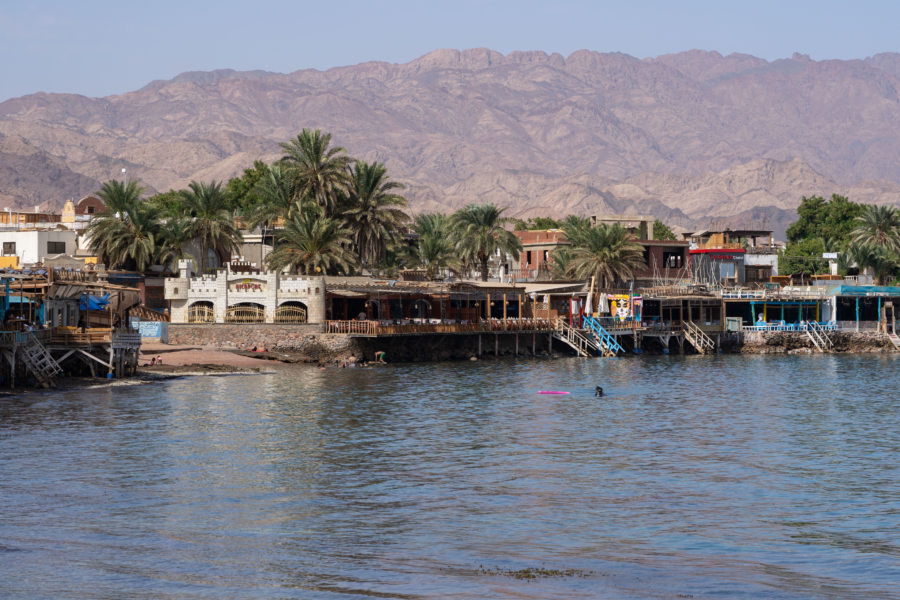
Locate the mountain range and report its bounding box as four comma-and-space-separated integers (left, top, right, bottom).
4, 48, 900, 238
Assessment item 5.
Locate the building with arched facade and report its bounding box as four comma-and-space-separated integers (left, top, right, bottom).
164, 260, 325, 324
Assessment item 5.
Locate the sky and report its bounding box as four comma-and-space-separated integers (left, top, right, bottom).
2, 0, 900, 102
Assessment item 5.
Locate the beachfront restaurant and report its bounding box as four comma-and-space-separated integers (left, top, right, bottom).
723, 295, 826, 327
640, 294, 725, 333
830, 285, 900, 331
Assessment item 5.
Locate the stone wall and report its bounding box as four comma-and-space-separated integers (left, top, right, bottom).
740, 330, 893, 354
168, 323, 324, 348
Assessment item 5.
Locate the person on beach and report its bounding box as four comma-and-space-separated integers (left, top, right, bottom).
375, 351, 387, 363
156, 355, 163, 365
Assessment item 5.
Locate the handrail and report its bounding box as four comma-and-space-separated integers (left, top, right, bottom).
581, 315, 624, 355
683, 320, 715, 353
323, 319, 557, 336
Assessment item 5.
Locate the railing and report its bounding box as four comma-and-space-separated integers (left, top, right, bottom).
553, 319, 598, 357
581, 315, 625, 355
741, 322, 838, 332
720, 287, 828, 300
683, 320, 715, 354
323, 319, 557, 336
50, 327, 114, 345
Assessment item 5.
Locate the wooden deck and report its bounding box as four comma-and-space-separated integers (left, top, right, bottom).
324, 319, 557, 337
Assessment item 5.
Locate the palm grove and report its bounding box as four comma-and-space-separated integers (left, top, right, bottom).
780, 194, 900, 285
87, 128, 649, 285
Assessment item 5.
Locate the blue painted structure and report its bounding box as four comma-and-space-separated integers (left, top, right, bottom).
582, 315, 624, 355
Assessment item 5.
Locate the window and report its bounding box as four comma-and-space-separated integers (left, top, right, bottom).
719, 262, 736, 279
662, 251, 682, 269
2, 242, 14, 255
543, 250, 549, 262
526, 250, 532, 265
47, 241, 67, 254
87, 206, 95, 214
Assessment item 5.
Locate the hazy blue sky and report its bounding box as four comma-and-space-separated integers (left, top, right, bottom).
2, 0, 898, 102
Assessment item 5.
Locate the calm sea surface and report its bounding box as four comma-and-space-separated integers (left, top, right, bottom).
1, 354, 899, 599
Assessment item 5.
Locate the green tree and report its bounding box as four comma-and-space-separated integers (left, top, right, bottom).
558, 215, 593, 247
154, 216, 193, 273
87, 189, 159, 272
568, 224, 646, 288
147, 189, 186, 219
226, 160, 271, 213
846, 241, 900, 285
548, 246, 576, 280
266, 208, 355, 275
512, 216, 560, 230
778, 237, 827, 275
247, 164, 301, 230
850, 204, 900, 253
342, 160, 409, 271
96, 179, 146, 216
785, 194, 863, 245
406, 213, 460, 279
280, 129, 351, 215
451, 203, 523, 281
653, 219, 677, 241
180, 181, 243, 273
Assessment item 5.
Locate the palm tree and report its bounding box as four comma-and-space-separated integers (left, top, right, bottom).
342, 160, 409, 271
851, 204, 900, 253
559, 215, 593, 246
247, 164, 301, 230
847, 241, 900, 285
266, 208, 355, 275
568, 224, 646, 289
87, 199, 160, 271
280, 128, 350, 215
95, 179, 145, 216
154, 216, 193, 273
406, 213, 460, 279
549, 246, 576, 280
451, 203, 523, 281
180, 181, 243, 273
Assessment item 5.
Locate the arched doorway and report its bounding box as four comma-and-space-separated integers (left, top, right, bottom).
188, 301, 215, 323
275, 301, 308, 323
225, 302, 265, 323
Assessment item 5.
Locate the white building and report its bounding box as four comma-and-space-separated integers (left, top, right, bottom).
0, 229, 79, 265
164, 260, 326, 324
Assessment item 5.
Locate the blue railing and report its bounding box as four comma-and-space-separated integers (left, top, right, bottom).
582, 315, 625, 355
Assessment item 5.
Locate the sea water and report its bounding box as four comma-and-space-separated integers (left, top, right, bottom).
1, 354, 898, 599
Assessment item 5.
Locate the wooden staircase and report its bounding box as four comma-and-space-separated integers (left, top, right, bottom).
887, 332, 900, 351
553, 318, 600, 357
581, 315, 625, 357
682, 321, 715, 354
20, 333, 63, 388
805, 322, 834, 353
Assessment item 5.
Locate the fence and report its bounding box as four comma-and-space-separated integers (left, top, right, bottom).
323, 318, 556, 336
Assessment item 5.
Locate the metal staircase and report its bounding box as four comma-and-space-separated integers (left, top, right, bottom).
805, 322, 834, 353
682, 320, 715, 354
581, 315, 625, 357
553, 318, 600, 357
20, 333, 63, 388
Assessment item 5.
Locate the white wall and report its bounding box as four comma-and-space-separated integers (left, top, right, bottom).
0, 230, 78, 265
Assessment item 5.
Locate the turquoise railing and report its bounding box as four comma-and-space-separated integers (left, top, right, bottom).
581, 315, 624, 355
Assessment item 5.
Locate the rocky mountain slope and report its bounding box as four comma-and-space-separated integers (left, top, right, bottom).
3, 48, 900, 237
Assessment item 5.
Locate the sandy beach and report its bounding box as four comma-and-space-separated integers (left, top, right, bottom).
137, 342, 282, 372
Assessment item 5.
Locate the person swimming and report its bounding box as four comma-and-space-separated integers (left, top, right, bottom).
595, 386, 603, 397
